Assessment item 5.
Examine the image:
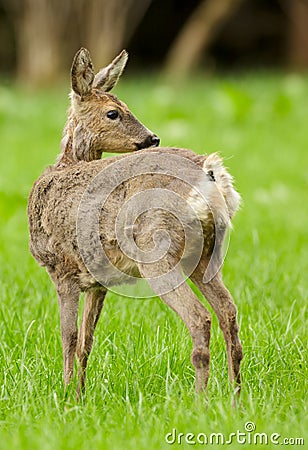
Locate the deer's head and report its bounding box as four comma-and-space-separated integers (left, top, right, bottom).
69, 48, 159, 156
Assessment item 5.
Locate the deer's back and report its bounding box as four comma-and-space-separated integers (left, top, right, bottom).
28, 147, 239, 288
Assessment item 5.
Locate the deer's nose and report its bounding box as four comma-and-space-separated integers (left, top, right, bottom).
150, 134, 160, 147
137, 134, 160, 150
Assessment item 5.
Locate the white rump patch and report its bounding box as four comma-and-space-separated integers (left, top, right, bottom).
202, 153, 241, 219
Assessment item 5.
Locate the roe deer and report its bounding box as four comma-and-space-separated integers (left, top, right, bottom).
57, 48, 159, 168
28, 48, 242, 400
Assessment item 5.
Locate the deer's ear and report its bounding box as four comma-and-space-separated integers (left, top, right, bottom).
71, 48, 95, 98
93, 50, 128, 92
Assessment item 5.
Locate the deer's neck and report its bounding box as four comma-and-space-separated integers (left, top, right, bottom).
55, 111, 102, 169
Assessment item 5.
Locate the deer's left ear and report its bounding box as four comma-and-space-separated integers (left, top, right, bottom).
93, 50, 128, 92
71, 48, 95, 98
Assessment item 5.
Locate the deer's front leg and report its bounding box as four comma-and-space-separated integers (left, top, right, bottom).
76, 287, 107, 398
54, 277, 80, 388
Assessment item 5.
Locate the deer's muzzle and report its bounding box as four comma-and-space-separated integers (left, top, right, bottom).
136, 134, 160, 150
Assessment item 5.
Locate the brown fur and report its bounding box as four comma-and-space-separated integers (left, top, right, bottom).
57, 48, 159, 168
28, 49, 242, 399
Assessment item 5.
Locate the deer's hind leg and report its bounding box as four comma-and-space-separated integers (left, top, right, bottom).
76, 287, 107, 398
191, 262, 242, 394
138, 262, 212, 392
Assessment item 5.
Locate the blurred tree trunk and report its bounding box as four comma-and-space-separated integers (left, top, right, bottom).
85, 0, 152, 68
0, 0, 151, 86
2, 0, 79, 85
16, 0, 64, 85
164, 0, 244, 78
288, 0, 308, 69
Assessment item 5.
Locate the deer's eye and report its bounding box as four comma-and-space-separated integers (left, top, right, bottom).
106, 110, 119, 120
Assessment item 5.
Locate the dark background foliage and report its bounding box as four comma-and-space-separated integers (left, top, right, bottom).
0, 0, 307, 85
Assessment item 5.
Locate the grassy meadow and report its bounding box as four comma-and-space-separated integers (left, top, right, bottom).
0, 73, 307, 449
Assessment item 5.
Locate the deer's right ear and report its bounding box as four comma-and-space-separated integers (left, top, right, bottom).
71, 48, 95, 99
93, 50, 128, 92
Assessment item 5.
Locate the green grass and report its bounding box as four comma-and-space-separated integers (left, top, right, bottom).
0, 73, 307, 449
